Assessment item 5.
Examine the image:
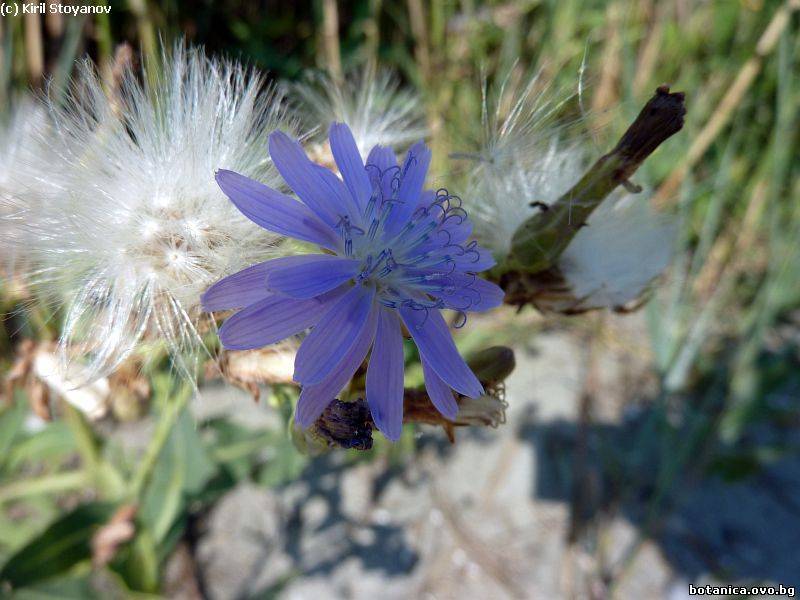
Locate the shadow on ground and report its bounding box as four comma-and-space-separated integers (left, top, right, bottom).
517, 393, 800, 588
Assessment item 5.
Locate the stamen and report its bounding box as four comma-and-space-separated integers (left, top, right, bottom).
336, 215, 362, 256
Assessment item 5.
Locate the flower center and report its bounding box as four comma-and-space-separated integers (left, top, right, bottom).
330, 164, 484, 324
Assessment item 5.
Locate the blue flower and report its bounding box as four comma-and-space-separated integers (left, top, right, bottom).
203, 123, 504, 440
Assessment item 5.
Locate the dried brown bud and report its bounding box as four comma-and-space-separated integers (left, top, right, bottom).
314, 399, 374, 451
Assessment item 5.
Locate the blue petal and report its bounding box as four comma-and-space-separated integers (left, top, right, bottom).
266, 254, 359, 299
466, 277, 505, 311
215, 170, 339, 251
384, 141, 431, 237
366, 308, 405, 441
442, 218, 473, 245
269, 131, 356, 226
432, 273, 505, 313
330, 123, 372, 213
202, 261, 272, 312
313, 164, 363, 223
295, 301, 379, 427
203, 256, 349, 312
451, 245, 497, 271
399, 305, 483, 398
421, 355, 458, 420
219, 293, 334, 350
294, 283, 377, 385
366, 144, 397, 173
366, 145, 399, 201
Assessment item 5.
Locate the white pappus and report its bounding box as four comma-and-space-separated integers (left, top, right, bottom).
288, 67, 427, 158
8, 44, 296, 382
461, 71, 677, 312
0, 100, 52, 275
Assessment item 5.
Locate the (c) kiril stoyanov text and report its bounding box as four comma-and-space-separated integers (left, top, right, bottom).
0, 2, 110, 17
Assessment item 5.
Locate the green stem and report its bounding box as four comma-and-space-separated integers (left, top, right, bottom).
503, 86, 686, 275
127, 0, 158, 72
61, 402, 126, 498
128, 381, 192, 500
0, 471, 90, 503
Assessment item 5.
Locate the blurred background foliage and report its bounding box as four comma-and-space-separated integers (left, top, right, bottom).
0, 0, 799, 597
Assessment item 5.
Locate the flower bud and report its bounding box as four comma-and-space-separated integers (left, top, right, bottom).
292, 399, 374, 455
466, 345, 516, 384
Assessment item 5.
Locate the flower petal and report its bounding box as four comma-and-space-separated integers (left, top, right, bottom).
203, 256, 342, 312
366, 308, 405, 441
202, 261, 272, 312
384, 141, 431, 237
443, 218, 473, 245
314, 164, 363, 222
366, 145, 399, 201
219, 293, 334, 350
432, 273, 505, 313
466, 277, 505, 311
330, 123, 372, 213
365, 144, 397, 173
295, 301, 379, 427
215, 169, 339, 250
294, 283, 377, 385
201, 254, 346, 312
269, 131, 355, 225
399, 305, 483, 398
267, 254, 360, 299
421, 354, 458, 420
451, 244, 496, 271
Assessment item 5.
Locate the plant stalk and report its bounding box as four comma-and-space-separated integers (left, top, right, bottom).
503, 86, 686, 275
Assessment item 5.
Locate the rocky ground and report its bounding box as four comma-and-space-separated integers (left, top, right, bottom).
157, 312, 799, 600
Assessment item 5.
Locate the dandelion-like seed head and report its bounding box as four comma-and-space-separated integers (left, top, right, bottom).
14, 43, 296, 381
289, 68, 427, 157
558, 193, 677, 310
462, 71, 676, 311
469, 141, 586, 257
204, 123, 504, 441
0, 100, 52, 273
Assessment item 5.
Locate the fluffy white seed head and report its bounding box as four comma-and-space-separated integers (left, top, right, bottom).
10, 44, 295, 381
462, 73, 677, 310
462, 68, 585, 255
558, 193, 677, 310
0, 100, 52, 273
469, 141, 585, 256
288, 67, 427, 156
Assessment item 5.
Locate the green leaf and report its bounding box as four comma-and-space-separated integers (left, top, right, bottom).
0, 502, 114, 588
0, 471, 90, 504
7, 422, 77, 471
138, 410, 215, 544
0, 395, 28, 471
257, 438, 307, 488
111, 528, 159, 594
10, 575, 98, 600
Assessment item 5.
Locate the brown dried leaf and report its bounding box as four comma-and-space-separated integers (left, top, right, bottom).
91, 504, 138, 567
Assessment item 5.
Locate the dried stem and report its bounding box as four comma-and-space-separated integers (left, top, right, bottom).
321, 0, 343, 83
24, 3, 44, 87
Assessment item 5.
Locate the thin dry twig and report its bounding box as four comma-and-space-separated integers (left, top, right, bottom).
24, 3, 44, 87
321, 0, 343, 83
